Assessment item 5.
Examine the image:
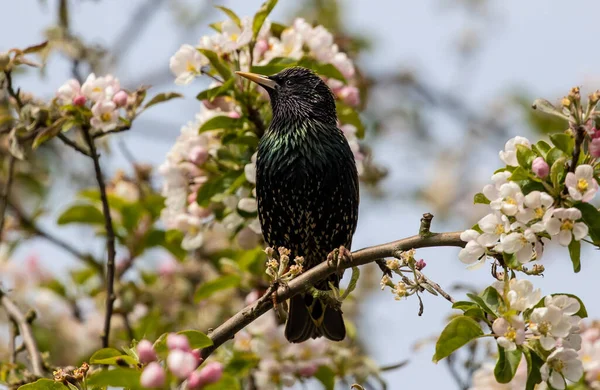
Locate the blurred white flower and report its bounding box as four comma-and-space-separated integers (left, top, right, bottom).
56, 79, 82, 104
264, 29, 304, 62
544, 208, 588, 246
540, 347, 583, 390
493, 278, 540, 312
169, 44, 207, 85
90, 100, 119, 131
458, 229, 486, 264
219, 17, 253, 52
478, 213, 510, 247
565, 164, 599, 202
499, 136, 530, 167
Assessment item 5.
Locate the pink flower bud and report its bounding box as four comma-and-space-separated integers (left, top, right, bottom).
532, 157, 549, 178
415, 259, 426, 270
338, 86, 360, 107
228, 111, 241, 119
167, 350, 199, 379
591, 138, 600, 158
298, 363, 318, 377
137, 340, 158, 364
187, 371, 203, 389
159, 258, 178, 278
189, 146, 209, 166
140, 362, 166, 388
195, 362, 223, 386
187, 191, 198, 205
73, 95, 87, 106
112, 90, 129, 107
191, 349, 203, 363
167, 333, 190, 351
254, 39, 269, 57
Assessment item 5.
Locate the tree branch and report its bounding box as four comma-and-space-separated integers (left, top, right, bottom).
8, 199, 104, 273
0, 289, 44, 376
0, 155, 16, 240
81, 126, 117, 348
200, 231, 464, 359
57, 133, 91, 157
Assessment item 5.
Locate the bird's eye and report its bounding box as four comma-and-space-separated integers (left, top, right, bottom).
285, 79, 293, 86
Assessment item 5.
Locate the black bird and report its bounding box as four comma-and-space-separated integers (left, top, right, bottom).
236, 67, 359, 343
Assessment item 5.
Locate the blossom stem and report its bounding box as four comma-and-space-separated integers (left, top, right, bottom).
81, 125, 117, 348
0, 155, 16, 241
200, 230, 465, 359
57, 133, 92, 157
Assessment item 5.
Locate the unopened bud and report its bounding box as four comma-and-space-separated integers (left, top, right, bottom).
73, 94, 87, 106
0, 52, 10, 71
561, 97, 572, 107
112, 90, 128, 107
415, 259, 426, 270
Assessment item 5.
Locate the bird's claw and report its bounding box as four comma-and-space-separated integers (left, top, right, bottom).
327, 245, 353, 271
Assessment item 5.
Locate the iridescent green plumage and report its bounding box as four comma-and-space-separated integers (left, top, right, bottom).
243, 67, 359, 343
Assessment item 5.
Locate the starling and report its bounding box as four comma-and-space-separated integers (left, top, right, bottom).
236, 67, 359, 343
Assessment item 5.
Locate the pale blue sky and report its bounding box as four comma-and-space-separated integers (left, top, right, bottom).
2, 1, 600, 389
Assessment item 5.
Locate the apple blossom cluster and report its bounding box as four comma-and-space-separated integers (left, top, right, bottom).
138, 334, 223, 389
56, 73, 129, 132
160, 17, 365, 252
459, 135, 598, 267
232, 310, 380, 388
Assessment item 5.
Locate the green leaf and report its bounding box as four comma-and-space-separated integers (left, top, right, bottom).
550, 157, 567, 189
204, 374, 241, 390
550, 133, 574, 156
452, 301, 479, 311
314, 365, 336, 390
494, 347, 522, 383
71, 267, 97, 285
270, 22, 286, 37
215, 6, 241, 27
251, 57, 297, 75
89, 348, 137, 366
33, 123, 62, 149
573, 203, 600, 244
196, 78, 235, 101
224, 351, 260, 376
199, 115, 246, 133
508, 167, 530, 181
196, 172, 240, 207
515, 144, 536, 169
545, 147, 566, 167
23, 41, 49, 54
473, 192, 490, 205
433, 316, 483, 362
532, 140, 551, 158
18, 379, 67, 390
142, 229, 186, 260
569, 239, 581, 273
209, 22, 223, 32
252, 0, 278, 39
199, 49, 233, 80
144, 92, 183, 109
467, 286, 502, 318
531, 98, 570, 120
299, 57, 346, 82
336, 102, 365, 138
86, 367, 141, 389
194, 275, 241, 302
524, 349, 544, 390
57, 204, 105, 225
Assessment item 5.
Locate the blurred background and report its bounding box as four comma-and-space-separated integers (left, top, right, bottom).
1, 0, 600, 388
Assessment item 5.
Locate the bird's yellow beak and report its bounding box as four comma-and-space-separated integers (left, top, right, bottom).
235, 71, 277, 90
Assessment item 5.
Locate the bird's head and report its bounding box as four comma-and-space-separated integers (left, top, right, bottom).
236, 66, 337, 125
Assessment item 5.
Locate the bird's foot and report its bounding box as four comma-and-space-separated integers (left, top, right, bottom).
327, 245, 353, 272
308, 284, 342, 311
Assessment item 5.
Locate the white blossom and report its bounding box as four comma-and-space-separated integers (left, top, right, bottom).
492, 316, 525, 351
540, 347, 583, 389
544, 208, 588, 246
517, 190, 554, 224
458, 229, 486, 264
81, 73, 108, 102
264, 29, 304, 62
490, 182, 524, 216
90, 100, 119, 131
169, 44, 208, 85
565, 164, 599, 202
478, 213, 511, 247
56, 79, 81, 104
530, 306, 573, 350
238, 198, 257, 213
497, 228, 537, 264
482, 171, 512, 201
218, 17, 253, 52
492, 278, 540, 312
499, 136, 531, 167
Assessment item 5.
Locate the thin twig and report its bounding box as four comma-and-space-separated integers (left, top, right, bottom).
121, 313, 136, 342
200, 230, 465, 359
416, 270, 455, 303
0, 155, 16, 240
8, 199, 103, 273
0, 290, 44, 376
92, 125, 131, 140
81, 126, 117, 348
4, 71, 23, 111
569, 124, 585, 173
9, 319, 18, 364
57, 133, 91, 157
